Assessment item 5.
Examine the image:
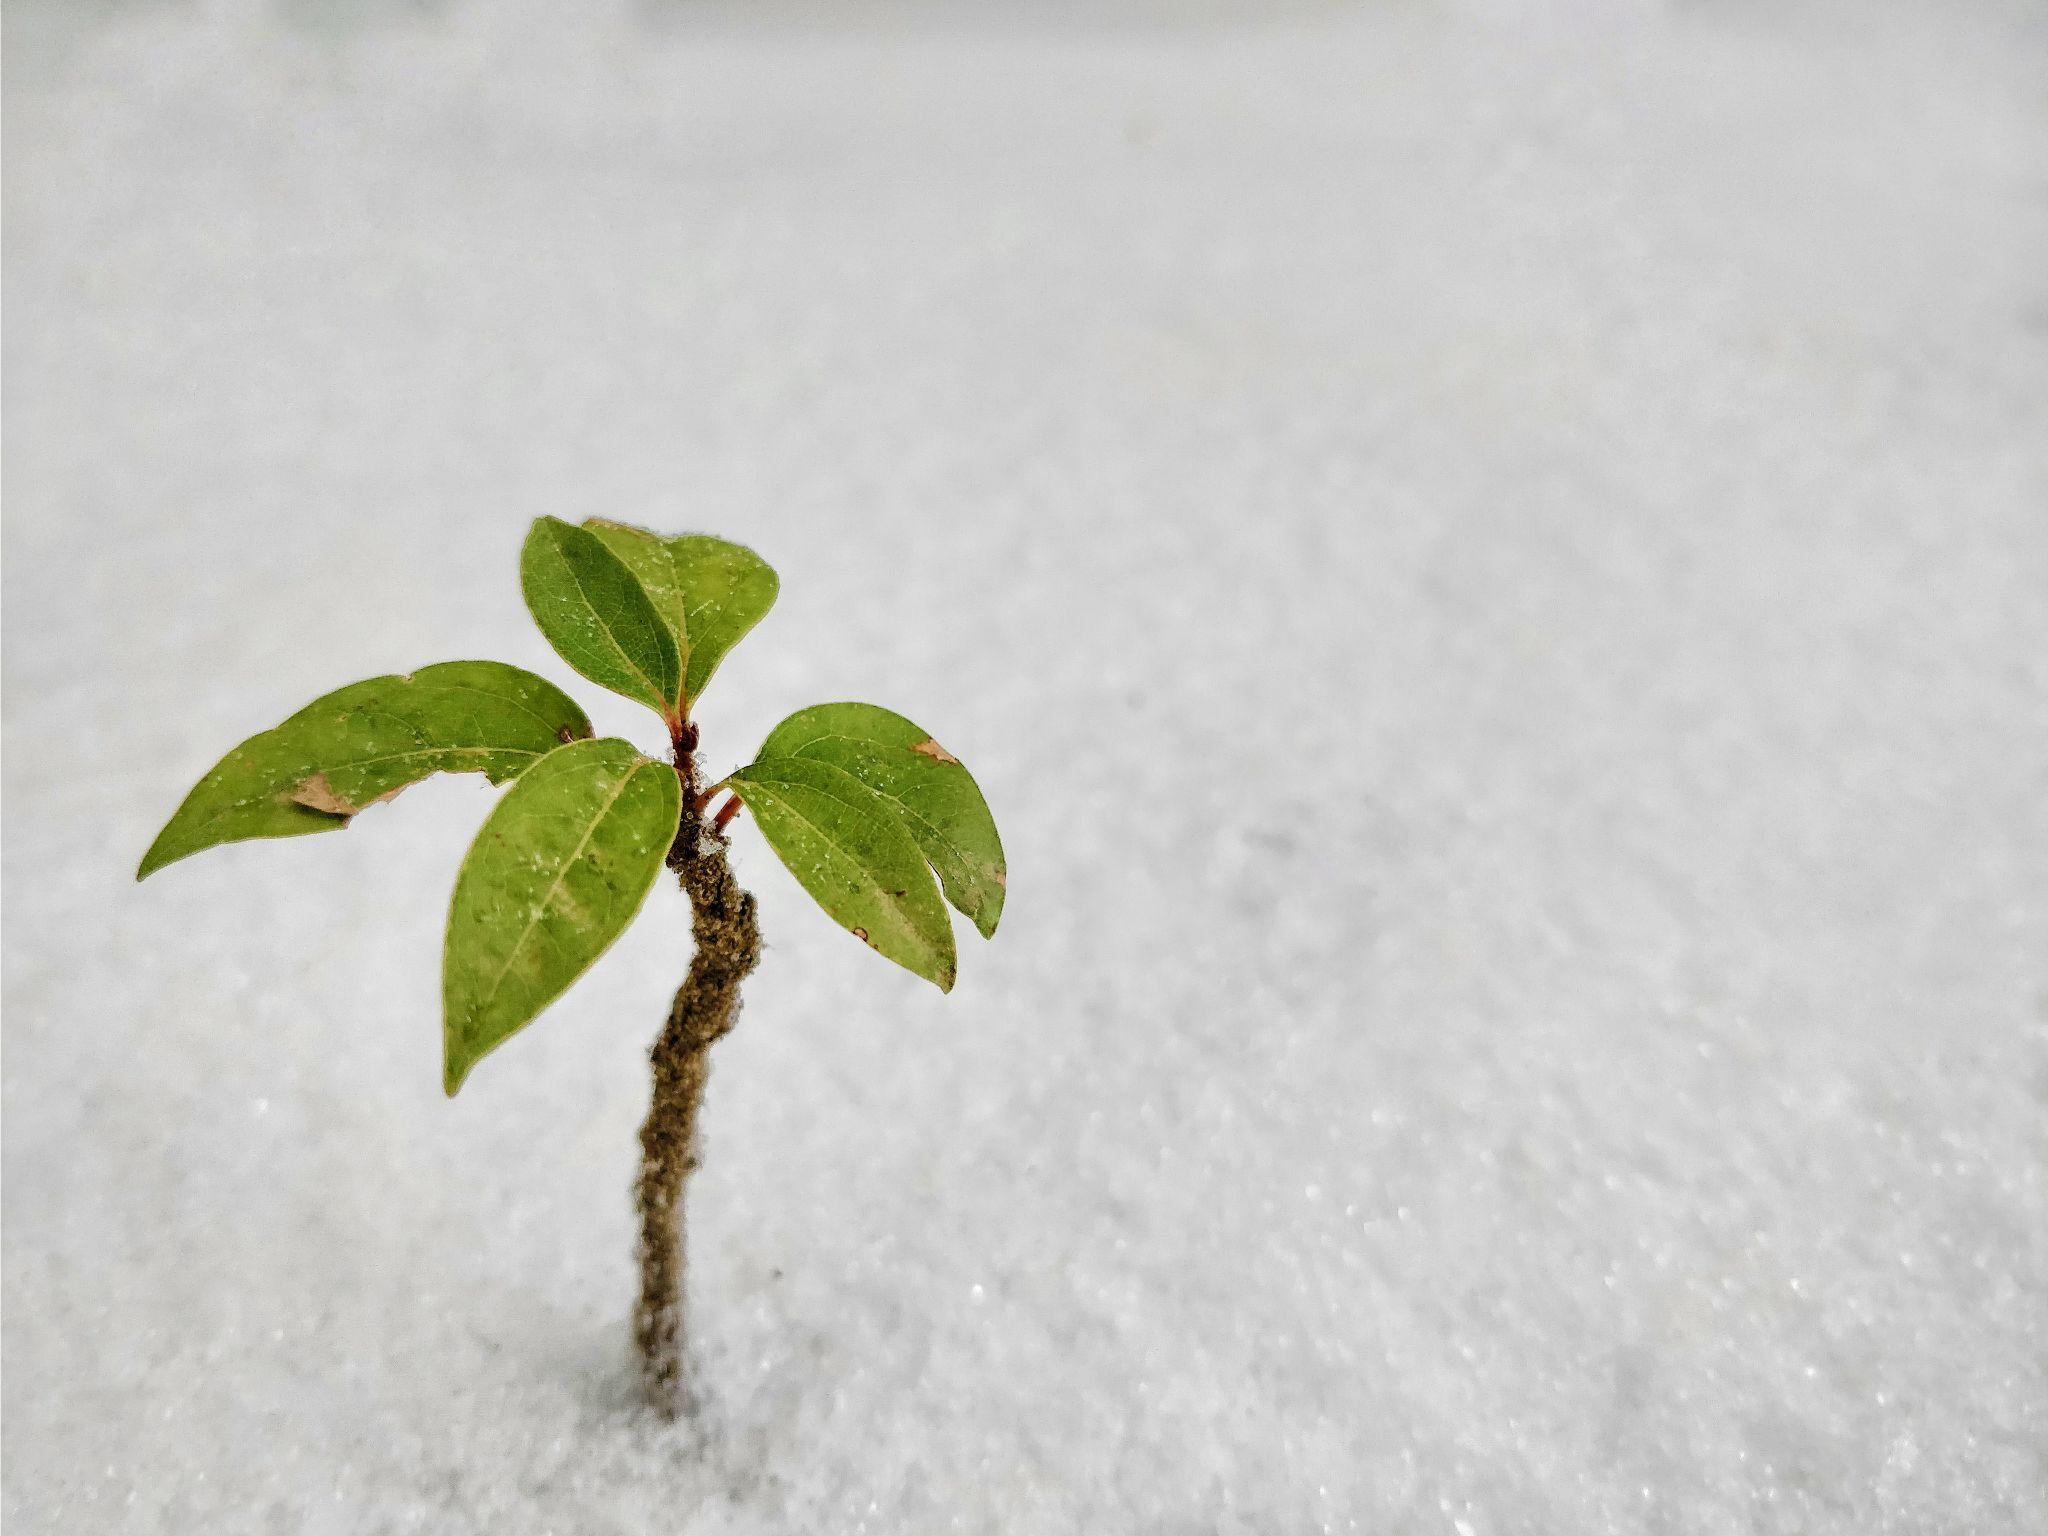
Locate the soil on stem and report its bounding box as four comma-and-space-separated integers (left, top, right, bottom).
633, 729, 760, 1415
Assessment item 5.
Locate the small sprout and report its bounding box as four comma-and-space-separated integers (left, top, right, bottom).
138, 521, 1006, 1417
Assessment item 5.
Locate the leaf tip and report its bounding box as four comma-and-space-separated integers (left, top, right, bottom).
972, 869, 1006, 939
136, 834, 178, 881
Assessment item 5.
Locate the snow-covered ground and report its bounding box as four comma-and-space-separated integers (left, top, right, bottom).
5, 2, 2045, 1531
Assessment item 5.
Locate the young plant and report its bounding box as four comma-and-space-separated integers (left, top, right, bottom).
138, 518, 1006, 1414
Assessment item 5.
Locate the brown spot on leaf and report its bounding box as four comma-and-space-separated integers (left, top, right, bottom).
558, 723, 587, 744
910, 738, 959, 764
852, 927, 872, 945
290, 772, 360, 816
289, 773, 408, 816
994, 869, 1007, 889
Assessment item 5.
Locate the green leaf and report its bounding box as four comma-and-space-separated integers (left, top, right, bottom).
137, 662, 593, 880
442, 737, 681, 1095
579, 520, 777, 708
760, 702, 1005, 938
583, 520, 691, 673
521, 516, 683, 720
670, 534, 778, 703
724, 755, 956, 991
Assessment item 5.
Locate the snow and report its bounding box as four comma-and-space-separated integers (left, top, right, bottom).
5, 1, 2045, 1531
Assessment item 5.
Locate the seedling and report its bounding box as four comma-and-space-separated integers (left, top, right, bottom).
139, 518, 1005, 1414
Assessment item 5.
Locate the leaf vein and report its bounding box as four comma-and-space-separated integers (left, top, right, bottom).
461, 759, 654, 1035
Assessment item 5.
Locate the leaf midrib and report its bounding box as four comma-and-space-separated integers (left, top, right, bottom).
562, 542, 673, 711
789, 736, 997, 879
406, 679, 580, 737
593, 525, 690, 662
461, 757, 650, 1034
190, 744, 533, 824
737, 773, 937, 955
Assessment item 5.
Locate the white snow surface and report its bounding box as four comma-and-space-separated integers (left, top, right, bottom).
5, 2, 2046, 1531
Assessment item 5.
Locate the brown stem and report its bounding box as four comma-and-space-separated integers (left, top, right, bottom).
634, 738, 761, 1415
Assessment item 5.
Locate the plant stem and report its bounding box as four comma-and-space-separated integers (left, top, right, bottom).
634, 737, 760, 1415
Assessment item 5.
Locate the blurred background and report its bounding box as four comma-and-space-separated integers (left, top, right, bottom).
5, 2, 2045, 1532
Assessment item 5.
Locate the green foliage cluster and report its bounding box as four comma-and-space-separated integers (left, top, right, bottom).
141, 519, 1005, 1094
